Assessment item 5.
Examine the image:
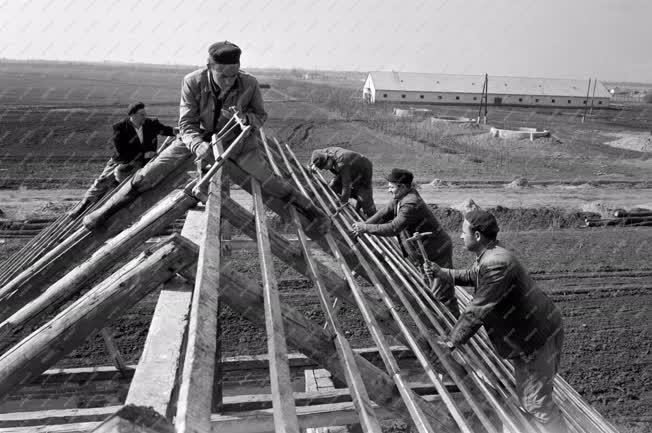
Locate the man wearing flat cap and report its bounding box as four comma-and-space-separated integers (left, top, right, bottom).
425, 209, 568, 433
69, 102, 177, 218
83, 41, 330, 236
310, 146, 376, 218
351, 168, 459, 317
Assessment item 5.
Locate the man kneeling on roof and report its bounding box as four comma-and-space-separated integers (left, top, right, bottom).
310, 146, 376, 219
425, 209, 568, 433
69, 102, 177, 218
351, 168, 459, 317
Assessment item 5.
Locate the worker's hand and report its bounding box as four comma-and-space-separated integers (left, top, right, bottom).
173, 127, 180, 135
309, 164, 318, 173
351, 222, 368, 234
194, 141, 213, 161
144, 151, 156, 160
423, 260, 442, 279
437, 337, 466, 365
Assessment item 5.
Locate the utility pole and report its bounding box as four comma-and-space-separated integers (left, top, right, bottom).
589, 78, 597, 115
582, 77, 591, 123
477, 73, 488, 125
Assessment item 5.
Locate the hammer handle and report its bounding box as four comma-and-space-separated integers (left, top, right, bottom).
416, 239, 433, 286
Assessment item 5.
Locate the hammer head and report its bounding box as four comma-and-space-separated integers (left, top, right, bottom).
405, 231, 433, 243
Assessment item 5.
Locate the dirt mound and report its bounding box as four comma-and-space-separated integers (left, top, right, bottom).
430, 205, 598, 231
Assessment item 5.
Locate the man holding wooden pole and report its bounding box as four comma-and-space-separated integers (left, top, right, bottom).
425, 209, 568, 433
83, 41, 330, 237
351, 168, 459, 317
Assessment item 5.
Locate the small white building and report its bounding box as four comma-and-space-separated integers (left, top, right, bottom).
363, 72, 611, 108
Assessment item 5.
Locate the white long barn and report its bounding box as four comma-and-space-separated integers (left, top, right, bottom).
363, 71, 611, 108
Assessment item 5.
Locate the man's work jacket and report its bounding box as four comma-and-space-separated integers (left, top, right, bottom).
179, 67, 267, 155
311, 147, 373, 202
365, 188, 452, 266
444, 242, 563, 359
112, 118, 175, 164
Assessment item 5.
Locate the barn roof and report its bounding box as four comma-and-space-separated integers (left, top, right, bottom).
367, 71, 611, 98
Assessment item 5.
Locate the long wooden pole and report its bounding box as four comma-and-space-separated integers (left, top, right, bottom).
0, 235, 196, 398
251, 179, 300, 433
175, 136, 225, 433
0, 184, 199, 342
262, 133, 381, 433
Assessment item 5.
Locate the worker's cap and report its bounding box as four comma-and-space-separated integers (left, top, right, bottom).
208, 41, 241, 65
311, 150, 330, 168
386, 168, 413, 185
464, 209, 500, 237
127, 101, 145, 116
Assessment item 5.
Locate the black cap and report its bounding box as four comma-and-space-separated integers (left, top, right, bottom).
465, 209, 500, 237
386, 168, 413, 185
208, 41, 241, 65
311, 150, 329, 168
127, 101, 145, 116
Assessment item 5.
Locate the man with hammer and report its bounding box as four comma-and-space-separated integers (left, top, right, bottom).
68, 102, 178, 218
310, 146, 376, 218
83, 41, 330, 237
351, 168, 459, 317
424, 209, 568, 433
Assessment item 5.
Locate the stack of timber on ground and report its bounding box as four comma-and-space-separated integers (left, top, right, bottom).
0, 125, 621, 433
585, 208, 652, 227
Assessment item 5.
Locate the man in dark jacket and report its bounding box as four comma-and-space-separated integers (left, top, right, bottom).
68, 102, 177, 218
82, 41, 330, 238
351, 168, 459, 317
310, 147, 376, 218
425, 209, 568, 433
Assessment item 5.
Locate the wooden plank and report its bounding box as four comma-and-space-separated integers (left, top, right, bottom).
124, 278, 193, 418
251, 179, 300, 433
32, 346, 415, 384
175, 163, 223, 432
90, 405, 174, 433
0, 384, 457, 427
0, 236, 196, 400
305, 369, 347, 433
0, 396, 451, 433
99, 328, 127, 374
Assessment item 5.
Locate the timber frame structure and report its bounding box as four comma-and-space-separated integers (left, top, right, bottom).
0, 115, 620, 433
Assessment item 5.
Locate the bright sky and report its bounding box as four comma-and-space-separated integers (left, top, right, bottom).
1, 0, 650, 82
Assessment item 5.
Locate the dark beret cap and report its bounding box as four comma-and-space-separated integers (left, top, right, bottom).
465, 209, 500, 236
208, 41, 241, 65
311, 150, 329, 168
127, 101, 145, 115
386, 168, 414, 184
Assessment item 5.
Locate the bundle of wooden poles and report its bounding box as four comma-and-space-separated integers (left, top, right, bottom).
0, 123, 622, 433
585, 208, 652, 227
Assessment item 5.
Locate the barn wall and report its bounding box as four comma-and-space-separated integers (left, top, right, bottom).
371, 90, 609, 107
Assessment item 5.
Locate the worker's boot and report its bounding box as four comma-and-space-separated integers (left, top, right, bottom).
290, 191, 331, 237
83, 185, 140, 230
67, 196, 94, 219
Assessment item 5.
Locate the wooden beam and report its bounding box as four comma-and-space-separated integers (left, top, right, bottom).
175, 165, 223, 432
99, 328, 127, 374
31, 346, 416, 384
90, 405, 174, 433
124, 278, 193, 418
0, 188, 198, 342
0, 396, 451, 433
0, 159, 194, 324
0, 236, 196, 400
0, 384, 457, 428
252, 179, 300, 433
304, 369, 345, 433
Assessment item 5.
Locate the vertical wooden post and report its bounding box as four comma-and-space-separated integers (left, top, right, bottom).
589, 78, 597, 115
582, 78, 591, 123
252, 179, 300, 433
